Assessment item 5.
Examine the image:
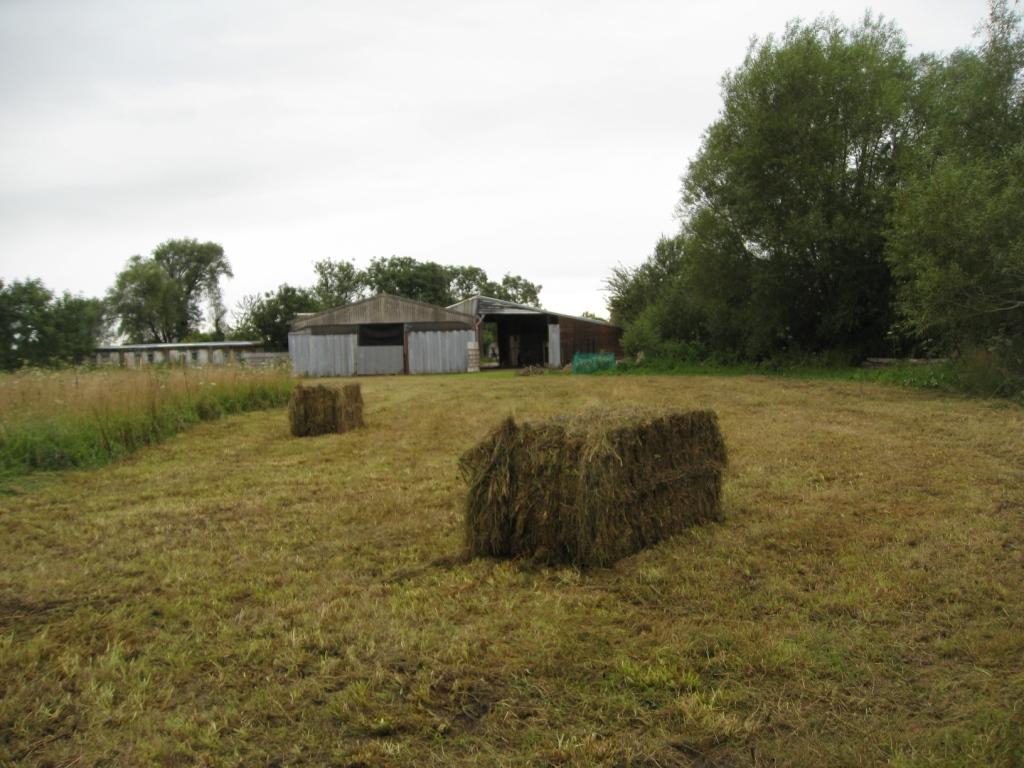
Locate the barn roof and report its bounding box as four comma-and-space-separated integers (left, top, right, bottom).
447, 295, 618, 327
290, 293, 475, 331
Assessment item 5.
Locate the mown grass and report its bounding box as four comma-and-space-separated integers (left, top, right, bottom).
1, 371, 1022, 766
0, 366, 294, 477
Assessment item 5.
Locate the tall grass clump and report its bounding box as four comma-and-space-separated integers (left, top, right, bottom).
0, 366, 295, 476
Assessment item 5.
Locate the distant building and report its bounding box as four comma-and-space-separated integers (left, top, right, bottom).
447, 295, 622, 368
94, 340, 269, 367
288, 294, 477, 376
287, 293, 624, 376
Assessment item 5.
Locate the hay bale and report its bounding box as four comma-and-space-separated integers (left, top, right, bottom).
336, 383, 364, 432
459, 408, 726, 567
288, 383, 364, 437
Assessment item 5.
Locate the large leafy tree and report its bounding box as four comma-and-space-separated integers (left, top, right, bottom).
677, 14, 912, 359
0, 279, 54, 369
107, 239, 232, 342
47, 293, 108, 363
152, 239, 233, 340
608, 1, 1022, 387
607, 235, 686, 328
886, 1, 1024, 382
609, 14, 914, 362
0, 279, 50, 369
233, 284, 320, 351
106, 256, 180, 343
313, 259, 364, 308
489, 273, 542, 307
0, 279, 106, 369
359, 256, 542, 307
447, 265, 493, 302
362, 257, 454, 306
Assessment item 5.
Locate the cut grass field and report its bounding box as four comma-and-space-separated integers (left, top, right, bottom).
1, 371, 1022, 766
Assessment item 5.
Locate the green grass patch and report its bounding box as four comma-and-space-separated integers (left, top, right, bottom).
604, 356, 987, 393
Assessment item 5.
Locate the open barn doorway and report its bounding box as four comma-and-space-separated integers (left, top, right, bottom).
447, 295, 621, 372
494, 314, 549, 368
355, 323, 404, 375
480, 321, 500, 368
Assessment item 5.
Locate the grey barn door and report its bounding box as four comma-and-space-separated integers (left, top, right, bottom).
355, 345, 404, 375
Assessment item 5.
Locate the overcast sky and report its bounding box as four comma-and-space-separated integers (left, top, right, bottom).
0, 0, 991, 320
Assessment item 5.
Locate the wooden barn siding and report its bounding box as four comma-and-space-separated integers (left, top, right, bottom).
408, 330, 474, 374
558, 318, 623, 363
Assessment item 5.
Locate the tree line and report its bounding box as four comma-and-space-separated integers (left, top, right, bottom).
0, 280, 106, 370
235, 257, 541, 350
608, 1, 1023, 392
1, 244, 542, 367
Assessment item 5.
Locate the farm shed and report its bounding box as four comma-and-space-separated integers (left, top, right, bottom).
94, 341, 269, 368
288, 294, 477, 376
446, 295, 623, 369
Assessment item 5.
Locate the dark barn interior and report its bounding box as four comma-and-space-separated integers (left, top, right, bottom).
447, 295, 623, 369
494, 314, 553, 368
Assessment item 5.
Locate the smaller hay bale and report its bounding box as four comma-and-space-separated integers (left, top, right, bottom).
288, 383, 364, 437
459, 407, 726, 567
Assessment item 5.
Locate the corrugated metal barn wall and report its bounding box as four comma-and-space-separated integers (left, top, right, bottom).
408, 330, 474, 374
547, 323, 561, 368
356, 345, 404, 375
288, 333, 356, 376
290, 330, 474, 376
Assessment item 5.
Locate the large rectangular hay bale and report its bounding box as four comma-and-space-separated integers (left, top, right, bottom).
459, 409, 726, 566
336, 383, 364, 432
288, 383, 364, 437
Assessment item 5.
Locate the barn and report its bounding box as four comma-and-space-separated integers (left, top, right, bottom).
288, 294, 477, 376
446, 295, 623, 369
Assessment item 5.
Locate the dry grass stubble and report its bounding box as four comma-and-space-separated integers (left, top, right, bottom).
0, 372, 1022, 766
